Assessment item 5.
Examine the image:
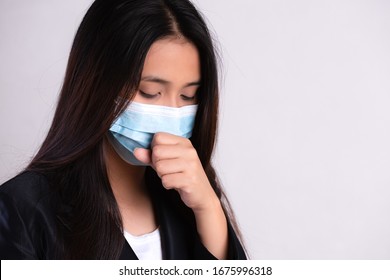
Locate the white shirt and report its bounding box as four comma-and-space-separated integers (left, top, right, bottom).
123, 228, 163, 260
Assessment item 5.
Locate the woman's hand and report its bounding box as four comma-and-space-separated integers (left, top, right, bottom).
134, 132, 228, 259
134, 132, 218, 212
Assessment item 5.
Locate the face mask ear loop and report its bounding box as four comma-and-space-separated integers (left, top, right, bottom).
112, 97, 132, 122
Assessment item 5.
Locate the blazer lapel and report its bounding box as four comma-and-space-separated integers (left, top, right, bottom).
119, 241, 138, 260
118, 189, 189, 260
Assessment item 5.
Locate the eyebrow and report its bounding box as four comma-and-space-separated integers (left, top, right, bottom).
141, 76, 201, 88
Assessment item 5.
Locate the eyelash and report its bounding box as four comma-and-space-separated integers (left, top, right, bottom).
139, 90, 196, 101
139, 90, 158, 99
181, 94, 196, 101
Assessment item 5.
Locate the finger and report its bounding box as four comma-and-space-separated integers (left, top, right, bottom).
151, 144, 182, 163
160, 172, 186, 190
154, 158, 185, 178
151, 132, 184, 148
133, 148, 152, 165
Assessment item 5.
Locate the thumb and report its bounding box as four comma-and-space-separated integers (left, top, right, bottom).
133, 148, 152, 165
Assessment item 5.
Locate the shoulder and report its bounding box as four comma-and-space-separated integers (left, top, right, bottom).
0, 170, 58, 225
0, 171, 55, 213
0, 171, 51, 201
0, 171, 58, 259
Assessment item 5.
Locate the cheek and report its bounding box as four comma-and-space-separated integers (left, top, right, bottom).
132, 93, 144, 103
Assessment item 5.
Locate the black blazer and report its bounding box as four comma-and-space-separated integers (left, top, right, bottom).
0, 171, 246, 260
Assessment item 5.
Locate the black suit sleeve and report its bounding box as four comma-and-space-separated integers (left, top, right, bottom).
192, 220, 247, 260
0, 172, 58, 260
226, 220, 247, 259
0, 192, 37, 259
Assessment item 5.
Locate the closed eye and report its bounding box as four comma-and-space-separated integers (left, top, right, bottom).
181, 94, 196, 101
139, 90, 159, 99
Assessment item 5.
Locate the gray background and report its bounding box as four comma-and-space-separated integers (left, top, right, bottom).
1, 0, 389, 259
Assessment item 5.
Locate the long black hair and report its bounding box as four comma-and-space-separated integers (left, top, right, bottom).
27, 0, 244, 259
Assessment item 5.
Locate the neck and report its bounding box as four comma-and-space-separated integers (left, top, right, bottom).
104, 136, 158, 235
104, 137, 147, 208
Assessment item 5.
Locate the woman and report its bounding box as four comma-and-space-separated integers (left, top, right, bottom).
0, 0, 246, 259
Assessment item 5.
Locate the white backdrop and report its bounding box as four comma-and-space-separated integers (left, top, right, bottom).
1, 0, 390, 259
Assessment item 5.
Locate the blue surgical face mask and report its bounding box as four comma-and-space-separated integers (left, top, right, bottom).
108, 101, 198, 166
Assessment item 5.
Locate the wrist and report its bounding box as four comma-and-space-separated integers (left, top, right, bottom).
192, 195, 223, 217
192, 196, 229, 260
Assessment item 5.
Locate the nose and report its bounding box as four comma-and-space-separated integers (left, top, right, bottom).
161, 93, 180, 108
